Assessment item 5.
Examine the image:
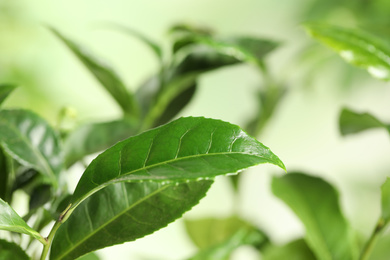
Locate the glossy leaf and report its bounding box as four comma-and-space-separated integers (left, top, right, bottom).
63, 119, 137, 167
339, 108, 389, 136
0, 239, 30, 260
51, 29, 139, 117
70, 117, 285, 209
0, 109, 63, 185
188, 228, 266, 260
262, 239, 316, 260
271, 172, 358, 260
381, 178, 390, 222
305, 23, 390, 81
51, 180, 212, 260
0, 198, 46, 244
0, 84, 17, 106
184, 216, 265, 249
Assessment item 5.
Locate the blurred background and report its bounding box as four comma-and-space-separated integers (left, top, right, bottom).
2, 0, 390, 259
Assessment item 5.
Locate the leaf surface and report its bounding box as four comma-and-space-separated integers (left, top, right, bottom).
0, 148, 8, 201
305, 23, 390, 80
339, 108, 389, 136
63, 119, 136, 167
0, 110, 62, 185
271, 172, 358, 260
0, 198, 46, 244
0, 239, 30, 260
51, 180, 212, 260
0, 84, 17, 106
70, 117, 285, 208
51, 29, 139, 117
262, 239, 316, 260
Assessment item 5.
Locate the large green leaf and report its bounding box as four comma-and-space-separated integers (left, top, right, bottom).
188, 228, 266, 260
262, 239, 316, 260
50, 180, 212, 260
0, 109, 63, 185
271, 172, 358, 260
0, 239, 30, 260
0, 198, 46, 244
184, 216, 266, 249
339, 108, 389, 136
0, 84, 17, 107
305, 23, 390, 81
69, 117, 285, 209
51, 29, 139, 117
63, 119, 137, 168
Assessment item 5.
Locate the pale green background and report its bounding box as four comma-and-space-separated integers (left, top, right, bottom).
1, 0, 390, 259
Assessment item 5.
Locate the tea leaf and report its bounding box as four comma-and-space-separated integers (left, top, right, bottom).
63, 119, 137, 167
69, 117, 285, 209
51, 29, 139, 117
0, 198, 46, 245
0, 110, 63, 186
305, 23, 390, 81
0, 84, 17, 107
51, 180, 212, 260
0, 239, 30, 260
272, 173, 358, 260
339, 108, 389, 136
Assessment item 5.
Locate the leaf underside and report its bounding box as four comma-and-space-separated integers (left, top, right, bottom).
51, 180, 212, 260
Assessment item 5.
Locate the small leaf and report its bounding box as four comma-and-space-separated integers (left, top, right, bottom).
184, 216, 265, 249
103, 23, 163, 62
271, 172, 358, 260
0, 198, 46, 245
262, 239, 316, 260
0, 239, 30, 260
305, 23, 390, 81
339, 108, 389, 136
50, 180, 212, 260
0, 84, 17, 107
381, 178, 390, 222
63, 119, 137, 168
188, 228, 266, 260
51, 29, 139, 117
0, 109, 63, 186
70, 117, 285, 209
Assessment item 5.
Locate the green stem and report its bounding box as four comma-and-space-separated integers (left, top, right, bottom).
40, 220, 62, 260
359, 218, 387, 260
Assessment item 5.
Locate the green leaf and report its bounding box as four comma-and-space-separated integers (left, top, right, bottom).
70, 117, 285, 209
0, 239, 30, 260
369, 230, 390, 260
271, 172, 358, 260
339, 108, 389, 136
0, 148, 8, 201
103, 23, 162, 62
0, 109, 63, 186
188, 228, 266, 260
0, 84, 17, 107
184, 216, 266, 249
63, 119, 137, 168
0, 198, 46, 245
381, 178, 390, 222
305, 23, 390, 81
51, 29, 139, 117
50, 180, 212, 260
29, 184, 52, 211
77, 252, 100, 260
262, 239, 316, 260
